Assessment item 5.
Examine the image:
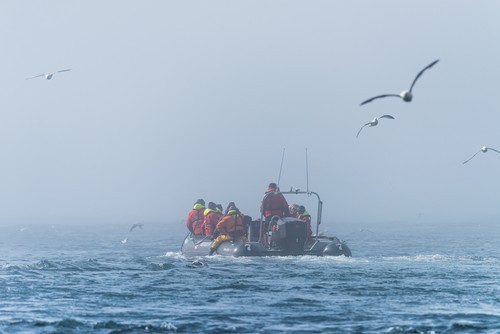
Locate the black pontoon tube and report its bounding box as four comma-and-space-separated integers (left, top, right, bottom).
193, 234, 211, 246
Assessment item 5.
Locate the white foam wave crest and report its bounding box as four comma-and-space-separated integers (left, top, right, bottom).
379, 254, 496, 263
162, 251, 185, 259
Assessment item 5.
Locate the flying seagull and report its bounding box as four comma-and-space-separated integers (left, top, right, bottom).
356, 115, 395, 138
360, 59, 439, 106
26, 69, 72, 80
463, 146, 500, 164
129, 223, 143, 232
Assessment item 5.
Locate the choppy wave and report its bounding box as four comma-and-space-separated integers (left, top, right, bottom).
379, 254, 498, 263
1, 228, 499, 334
1, 319, 179, 333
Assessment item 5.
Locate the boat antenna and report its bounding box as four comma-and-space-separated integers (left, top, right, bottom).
306, 148, 309, 193
277, 148, 285, 189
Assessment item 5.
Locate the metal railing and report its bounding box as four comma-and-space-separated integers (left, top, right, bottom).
255, 190, 323, 245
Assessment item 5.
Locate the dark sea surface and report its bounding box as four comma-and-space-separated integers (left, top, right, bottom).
0, 221, 498, 334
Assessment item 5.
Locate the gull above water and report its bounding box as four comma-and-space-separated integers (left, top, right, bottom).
356, 115, 395, 138
463, 146, 500, 164
26, 69, 72, 80
360, 59, 439, 106
129, 223, 143, 232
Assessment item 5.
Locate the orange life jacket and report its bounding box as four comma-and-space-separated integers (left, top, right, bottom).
216, 210, 245, 237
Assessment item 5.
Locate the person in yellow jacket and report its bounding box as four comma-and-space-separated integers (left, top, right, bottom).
209, 205, 248, 255
298, 205, 313, 239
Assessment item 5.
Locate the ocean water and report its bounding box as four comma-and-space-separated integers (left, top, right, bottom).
0, 222, 498, 334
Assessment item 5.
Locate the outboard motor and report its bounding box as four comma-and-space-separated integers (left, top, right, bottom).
323, 242, 352, 257
272, 218, 308, 255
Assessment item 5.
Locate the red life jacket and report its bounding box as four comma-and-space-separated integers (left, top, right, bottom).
204, 209, 223, 236
186, 204, 205, 235
262, 192, 289, 218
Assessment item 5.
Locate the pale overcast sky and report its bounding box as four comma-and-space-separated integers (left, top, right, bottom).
1, 1, 499, 232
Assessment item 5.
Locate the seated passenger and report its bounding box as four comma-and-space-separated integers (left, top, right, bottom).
185, 199, 206, 235
204, 202, 223, 236
298, 205, 313, 239
209, 205, 248, 255
289, 204, 300, 218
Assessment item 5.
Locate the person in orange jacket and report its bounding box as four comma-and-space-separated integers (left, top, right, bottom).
203, 202, 223, 236
261, 183, 289, 221
185, 199, 206, 235
209, 204, 248, 255
298, 205, 313, 239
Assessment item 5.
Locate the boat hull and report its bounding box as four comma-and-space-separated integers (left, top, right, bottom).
181, 234, 351, 257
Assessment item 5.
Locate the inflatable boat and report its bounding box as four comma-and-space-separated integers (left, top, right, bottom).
181, 190, 352, 257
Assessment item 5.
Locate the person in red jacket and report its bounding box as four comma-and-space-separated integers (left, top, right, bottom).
203, 202, 223, 236
185, 199, 206, 235
261, 183, 289, 221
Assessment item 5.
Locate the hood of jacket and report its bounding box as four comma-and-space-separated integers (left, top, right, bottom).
300, 210, 310, 217
193, 203, 205, 210
204, 208, 215, 216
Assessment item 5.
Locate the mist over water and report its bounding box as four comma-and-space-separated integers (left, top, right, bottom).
1, 221, 498, 333
1, 1, 500, 333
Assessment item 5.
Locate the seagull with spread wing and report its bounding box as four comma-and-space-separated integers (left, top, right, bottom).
356, 115, 395, 138
129, 223, 143, 232
26, 69, 72, 80
463, 146, 500, 164
360, 59, 439, 106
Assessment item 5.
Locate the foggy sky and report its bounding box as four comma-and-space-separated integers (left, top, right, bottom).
1, 1, 500, 232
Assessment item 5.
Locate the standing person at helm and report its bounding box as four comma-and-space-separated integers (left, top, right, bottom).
185, 199, 206, 235
209, 204, 248, 255
261, 182, 289, 221
203, 202, 223, 236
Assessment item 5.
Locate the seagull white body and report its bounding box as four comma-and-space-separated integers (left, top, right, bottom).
129, 223, 143, 232
360, 59, 439, 106
26, 69, 72, 80
121, 238, 128, 244
356, 115, 395, 138
463, 146, 500, 164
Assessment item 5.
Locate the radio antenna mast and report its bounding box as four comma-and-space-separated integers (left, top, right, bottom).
277, 148, 285, 189
306, 148, 310, 193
